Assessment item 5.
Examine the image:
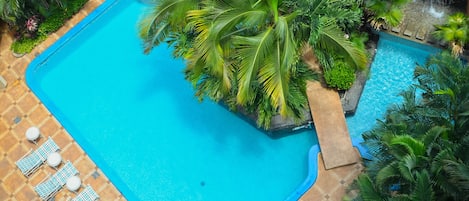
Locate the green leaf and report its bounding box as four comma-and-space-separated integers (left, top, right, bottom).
434, 88, 455, 101
411, 170, 434, 201
356, 174, 384, 201
376, 162, 400, 190
315, 20, 367, 70
390, 135, 426, 157
234, 28, 274, 105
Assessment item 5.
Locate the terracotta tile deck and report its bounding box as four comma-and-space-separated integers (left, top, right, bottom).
0, 1, 365, 201
0, 0, 125, 200
300, 150, 364, 201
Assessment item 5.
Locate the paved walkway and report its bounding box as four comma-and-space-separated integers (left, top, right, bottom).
302, 47, 360, 170
305, 81, 360, 169
0, 0, 124, 200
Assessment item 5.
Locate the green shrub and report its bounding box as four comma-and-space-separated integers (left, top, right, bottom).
67, 0, 89, 15
39, 0, 88, 35
324, 60, 356, 90
38, 12, 68, 35
11, 34, 47, 54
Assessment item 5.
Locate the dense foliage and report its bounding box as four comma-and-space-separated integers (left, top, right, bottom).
0, 0, 66, 26
352, 52, 469, 200
139, 0, 368, 129
364, 0, 411, 30
433, 12, 469, 57
9, 0, 88, 54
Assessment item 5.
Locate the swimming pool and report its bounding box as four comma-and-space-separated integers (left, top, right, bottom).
25, 0, 440, 200
27, 1, 315, 200
347, 33, 440, 137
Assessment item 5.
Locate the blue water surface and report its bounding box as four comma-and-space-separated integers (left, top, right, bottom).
26, 0, 440, 200
347, 33, 440, 138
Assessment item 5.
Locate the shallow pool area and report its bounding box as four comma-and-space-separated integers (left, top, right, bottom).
24, 0, 441, 200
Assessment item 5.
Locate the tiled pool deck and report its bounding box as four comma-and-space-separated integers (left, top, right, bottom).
0, 1, 125, 200
0, 0, 364, 200
300, 151, 363, 201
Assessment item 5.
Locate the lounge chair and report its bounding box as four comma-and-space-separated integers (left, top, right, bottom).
16, 137, 60, 176
71, 185, 100, 201
35, 161, 79, 200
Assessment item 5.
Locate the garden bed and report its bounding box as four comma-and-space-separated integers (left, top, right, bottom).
10, 0, 89, 55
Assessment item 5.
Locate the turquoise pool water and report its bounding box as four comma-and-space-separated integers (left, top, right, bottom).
27, 1, 315, 200
25, 0, 440, 200
348, 33, 440, 137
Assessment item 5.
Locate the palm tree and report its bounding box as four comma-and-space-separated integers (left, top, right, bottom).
364, 0, 410, 30
353, 52, 469, 200
433, 12, 469, 57
414, 52, 469, 140
138, 0, 367, 128
139, 0, 199, 55
356, 128, 468, 200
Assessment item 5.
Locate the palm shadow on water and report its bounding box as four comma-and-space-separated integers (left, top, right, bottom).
132, 45, 274, 156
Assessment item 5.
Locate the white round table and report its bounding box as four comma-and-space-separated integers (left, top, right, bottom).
25, 126, 40, 142
47, 152, 62, 168
66, 176, 81, 192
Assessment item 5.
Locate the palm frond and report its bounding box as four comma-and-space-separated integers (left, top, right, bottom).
397, 155, 418, 182
442, 159, 469, 197
356, 174, 385, 201
138, 0, 198, 53
234, 27, 275, 105
315, 19, 367, 69
375, 162, 400, 191
390, 135, 426, 157
411, 170, 434, 200
0, 0, 23, 24
258, 16, 299, 116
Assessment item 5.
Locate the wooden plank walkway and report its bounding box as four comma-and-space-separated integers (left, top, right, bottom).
303, 47, 360, 170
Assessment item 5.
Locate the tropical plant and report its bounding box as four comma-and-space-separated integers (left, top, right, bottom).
323, 60, 356, 90
139, 0, 368, 129
139, 0, 199, 55
0, 0, 23, 25
11, 0, 88, 54
433, 12, 469, 57
1, 0, 66, 26
365, 0, 411, 30
351, 52, 469, 200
